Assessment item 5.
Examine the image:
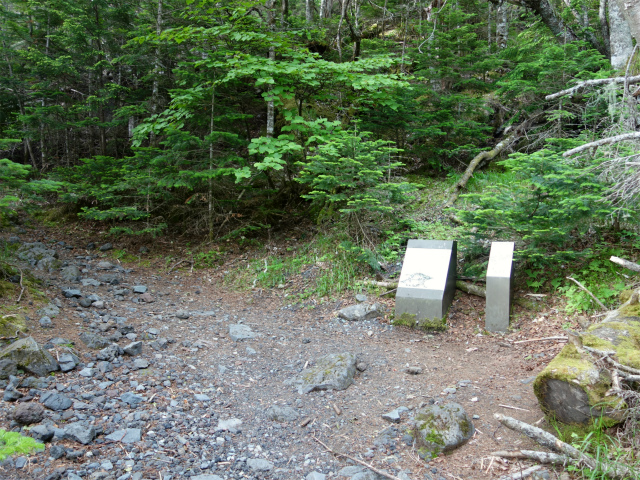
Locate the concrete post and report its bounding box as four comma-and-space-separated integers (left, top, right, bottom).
485, 241, 514, 332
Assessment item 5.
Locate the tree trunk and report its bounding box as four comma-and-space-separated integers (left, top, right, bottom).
306, 0, 313, 23
496, 0, 507, 49
151, 0, 163, 146
266, 0, 276, 138
609, 0, 634, 69
522, 0, 579, 43
281, 0, 289, 23
614, 0, 640, 43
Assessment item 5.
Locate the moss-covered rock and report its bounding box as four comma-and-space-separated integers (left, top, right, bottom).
412, 402, 474, 459
0, 314, 28, 337
0, 336, 58, 377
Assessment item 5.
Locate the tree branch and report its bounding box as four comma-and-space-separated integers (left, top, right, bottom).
610, 255, 640, 272
563, 132, 640, 157
546, 75, 640, 101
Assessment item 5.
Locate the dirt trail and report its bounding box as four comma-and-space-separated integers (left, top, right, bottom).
0, 228, 573, 480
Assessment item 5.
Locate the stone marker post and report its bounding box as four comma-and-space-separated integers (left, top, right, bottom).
485, 241, 515, 332
395, 240, 457, 328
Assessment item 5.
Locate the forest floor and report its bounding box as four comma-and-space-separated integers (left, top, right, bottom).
0, 221, 583, 480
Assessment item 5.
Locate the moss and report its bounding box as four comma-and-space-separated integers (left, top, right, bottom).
0, 314, 28, 337
586, 321, 640, 369
392, 313, 418, 327
418, 316, 447, 332
619, 289, 634, 304
619, 303, 640, 318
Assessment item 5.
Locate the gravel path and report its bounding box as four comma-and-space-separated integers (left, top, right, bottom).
0, 234, 569, 480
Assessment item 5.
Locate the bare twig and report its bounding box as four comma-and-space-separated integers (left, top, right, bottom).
499, 404, 530, 412
566, 276, 607, 310
513, 336, 567, 344
491, 450, 569, 465
498, 465, 541, 480
312, 435, 403, 480
168, 259, 193, 273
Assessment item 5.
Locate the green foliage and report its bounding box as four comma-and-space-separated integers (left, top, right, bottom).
296, 127, 415, 219
458, 147, 613, 265
0, 429, 44, 461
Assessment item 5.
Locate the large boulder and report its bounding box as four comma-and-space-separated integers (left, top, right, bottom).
534, 293, 640, 426
0, 314, 28, 337
412, 402, 474, 459
0, 336, 59, 376
285, 352, 357, 394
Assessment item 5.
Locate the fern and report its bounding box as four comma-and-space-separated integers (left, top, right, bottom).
0, 429, 45, 461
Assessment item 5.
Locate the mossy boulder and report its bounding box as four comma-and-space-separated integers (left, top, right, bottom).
285, 352, 357, 394
412, 402, 474, 459
0, 336, 58, 377
0, 314, 28, 337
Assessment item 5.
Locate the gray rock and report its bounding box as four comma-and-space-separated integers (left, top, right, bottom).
191, 476, 223, 480
97, 344, 123, 361
4, 385, 23, 402
133, 359, 149, 369
79, 298, 93, 308
14, 457, 27, 469
229, 324, 257, 341
36, 303, 60, 318
382, 409, 401, 424
194, 394, 211, 401
99, 273, 121, 285
338, 303, 382, 321
79, 367, 95, 377
30, 424, 54, 442
306, 472, 327, 480
413, 402, 474, 459
246, 458, 274, 472
58, 353, 79, 372
81, 278, 101, 287
0, 336, 59, 376
41, 391, 73, 411
99, 243, 113, 252
62, 288, 82, 298
175, 310, 190, 319
97, 361, 113, 373
49, 445, 66, 459
105, 428, 141, 444
355, 294, 368, 302
132, 286, 147, 294
266, 405, 299, 422
80, 332, 111, 349
20, 377, 48, 389
337, 466, 367, 477
64, 422, 97, 444
217, 418, 242, 432
0, 358, 18, 379
61, 266, 81, 282
120, 392, 144, 407
39, 316, 53, 328
12, 402, 45, 425
406, 366, 423, 375
286, 352, 357, 394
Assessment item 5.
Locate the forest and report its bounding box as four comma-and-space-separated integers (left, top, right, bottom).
1, 0, 640, 301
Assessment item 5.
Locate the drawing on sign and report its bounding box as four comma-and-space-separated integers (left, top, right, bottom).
399, 273, 432, 288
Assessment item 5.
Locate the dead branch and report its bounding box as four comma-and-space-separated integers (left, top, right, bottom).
563, 132, 640, 157
456, 280, 485, 298
513, 336, 567, 344
610, 256, 640, 273
312, 435, 403, 480
494, 414, 637, 479
545, 75, 640, 101
168, 259, 193, 273
566, 276, 607, 310
491, 450, 570, 465
498, 465, 542, 480
444, 134, 520, 207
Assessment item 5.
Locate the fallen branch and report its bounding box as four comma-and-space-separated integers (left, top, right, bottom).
499, 404, 530, 412
491, 450, 570, 465
445, 135, 520, 207
610, 256, 640, 273
545, 75, 640, 101
566, 276, 607, 310
168, 259, 193, 273
494, 414, 637, 479
312, 435, 403, 480
498, 465, 542, 480
456, 280, 485, 298
513, 336, 567, 344
563, 132, 640, 157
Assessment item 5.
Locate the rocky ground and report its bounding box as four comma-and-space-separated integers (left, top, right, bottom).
0, 229, 577, 480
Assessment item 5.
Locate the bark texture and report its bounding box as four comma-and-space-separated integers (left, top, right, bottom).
609, 0, 634, 69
